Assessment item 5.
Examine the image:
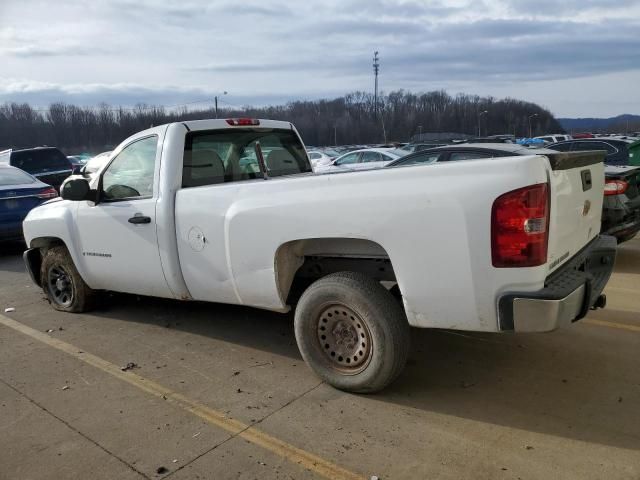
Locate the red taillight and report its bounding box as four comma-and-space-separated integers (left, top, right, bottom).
604, 179, 628, 196
491, 183, 549, 268
225, 118, 260, 126
37, 187, 58, 199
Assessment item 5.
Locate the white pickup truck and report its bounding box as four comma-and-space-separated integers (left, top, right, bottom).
23, 118, 616, 392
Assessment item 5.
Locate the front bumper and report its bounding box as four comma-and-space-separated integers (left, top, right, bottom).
498, 235, 617, 332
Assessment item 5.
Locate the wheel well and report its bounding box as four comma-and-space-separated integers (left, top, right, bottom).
24, 237, 67, 287
275, 238, 398, 305
30, 236, 66, 250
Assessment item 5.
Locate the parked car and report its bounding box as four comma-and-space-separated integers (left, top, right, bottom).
546, 137, 634, 166
22, 118, 615, 392
314, 148, 405, 173
572, 133, 594, 139
599, 165, 640, 243
547, 136, 640, 242
629, 139, 640, 166
0, 147, 73, 190
81, 151, 113, 175
307, 150, 336, 168
0, 164, 58, 242
67, 155, 87, 174
389, 143, 640, 243
399, 143, 447, 154
386, 143, 556, 167
60, 151, 114, 193
534, 134, 572, 144
466, 137, 516, 144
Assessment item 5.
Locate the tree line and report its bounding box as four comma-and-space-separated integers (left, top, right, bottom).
0, 90, 564, 153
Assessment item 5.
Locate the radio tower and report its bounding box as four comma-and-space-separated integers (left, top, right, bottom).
373, 51, 379, 115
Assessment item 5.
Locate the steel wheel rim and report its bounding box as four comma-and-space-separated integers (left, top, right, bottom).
316, 303, 372, 374
47, 265, 73, 307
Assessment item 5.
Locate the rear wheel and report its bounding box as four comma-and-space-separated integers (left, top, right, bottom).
294, 272, 410, 393
41, 246, 95, 313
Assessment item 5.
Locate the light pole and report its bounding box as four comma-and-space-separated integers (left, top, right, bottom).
418, 125, 423, 140
214, 91, 228, 118
373, 51, 379, 116
478, 110, 488, 137
528, 113, 538, 138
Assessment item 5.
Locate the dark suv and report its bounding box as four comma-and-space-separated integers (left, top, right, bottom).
0, 147, 72, 190
547, 138, 631, 165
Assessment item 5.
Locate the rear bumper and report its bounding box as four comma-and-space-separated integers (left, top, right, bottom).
498, 235, 617, 332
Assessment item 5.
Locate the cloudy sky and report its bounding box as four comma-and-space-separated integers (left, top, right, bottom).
1, 0, 639, 117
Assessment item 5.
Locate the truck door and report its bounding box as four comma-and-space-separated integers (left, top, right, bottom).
75, 134, 173, 298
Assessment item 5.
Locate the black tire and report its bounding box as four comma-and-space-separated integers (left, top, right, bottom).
294, 272, 410, 393
40, 246, 95, 313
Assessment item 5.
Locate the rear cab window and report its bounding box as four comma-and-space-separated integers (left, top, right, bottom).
182, 128, 311, 188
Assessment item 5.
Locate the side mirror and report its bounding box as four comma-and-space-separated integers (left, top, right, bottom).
61, 178, 92, 201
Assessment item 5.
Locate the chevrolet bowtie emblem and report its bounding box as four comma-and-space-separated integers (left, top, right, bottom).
582, 200, 591, 216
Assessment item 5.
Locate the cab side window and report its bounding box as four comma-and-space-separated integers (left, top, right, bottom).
102, 136, 158, 201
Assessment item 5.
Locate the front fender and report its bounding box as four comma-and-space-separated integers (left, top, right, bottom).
22, 201, 90, 286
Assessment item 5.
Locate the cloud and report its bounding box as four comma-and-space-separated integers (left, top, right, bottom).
0, 0, 639, 116
0, 79, 305, 109
504, 0, 639, 15
0, 44, 108, 58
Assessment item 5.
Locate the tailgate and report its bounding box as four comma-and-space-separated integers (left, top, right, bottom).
546, 151, 606, 274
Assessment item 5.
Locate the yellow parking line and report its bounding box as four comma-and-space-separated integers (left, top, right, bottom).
0, 314, 363, 480
583, 318, 640, 333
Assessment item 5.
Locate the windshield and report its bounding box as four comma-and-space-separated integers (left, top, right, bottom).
0, 167, 37, 186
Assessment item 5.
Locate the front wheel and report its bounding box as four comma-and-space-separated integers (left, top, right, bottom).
40, 246, 95, 313
294, 272, 410, 393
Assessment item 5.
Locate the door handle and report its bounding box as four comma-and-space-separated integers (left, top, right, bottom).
128, 215, 151, 224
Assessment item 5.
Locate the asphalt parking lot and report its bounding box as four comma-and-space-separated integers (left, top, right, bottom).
1, 239, 639, 480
